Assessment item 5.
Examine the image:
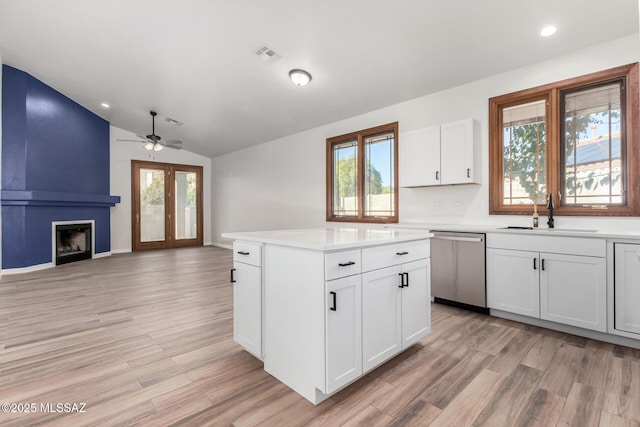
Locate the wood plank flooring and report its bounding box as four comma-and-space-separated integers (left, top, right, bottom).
0, 246, 639, 426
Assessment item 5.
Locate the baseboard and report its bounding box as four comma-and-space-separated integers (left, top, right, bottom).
211, 242, 232, 250
93, 251, 111, 259
111, 248, 132, 254
2, 262, 54, 275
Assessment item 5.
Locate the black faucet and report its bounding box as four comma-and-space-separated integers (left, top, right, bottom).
547, 193, 554, 229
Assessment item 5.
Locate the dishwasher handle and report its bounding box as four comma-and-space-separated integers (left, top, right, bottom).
432, 236, 483, 243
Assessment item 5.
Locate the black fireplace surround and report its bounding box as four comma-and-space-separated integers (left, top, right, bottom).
56, 223, 92, 265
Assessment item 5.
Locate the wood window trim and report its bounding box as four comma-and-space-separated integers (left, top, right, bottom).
326, 122, 399, 224
489, 62, 640, 217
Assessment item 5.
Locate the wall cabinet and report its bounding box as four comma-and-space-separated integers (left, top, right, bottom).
231, 241, 263, 358
486, 234, 606, 333
614, 243, 640, 335
399, 118, 480, 187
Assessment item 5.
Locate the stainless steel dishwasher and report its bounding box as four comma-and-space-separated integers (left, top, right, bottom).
431, 230, 487, 313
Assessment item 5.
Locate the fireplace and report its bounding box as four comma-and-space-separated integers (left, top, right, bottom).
55, 222, 93, 265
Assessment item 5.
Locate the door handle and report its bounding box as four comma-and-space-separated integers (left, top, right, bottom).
467, 168, 471, 178
541, 259, 546, 271
398, 273, 405, 288
435, 171, 440, 180
330, 291, 337, 311
230, 268, 236, 283
533, 258, 537, 270
404, 272, 409, 288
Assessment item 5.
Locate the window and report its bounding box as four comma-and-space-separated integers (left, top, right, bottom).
489, 63, 639, 216
326, 122, 398, 223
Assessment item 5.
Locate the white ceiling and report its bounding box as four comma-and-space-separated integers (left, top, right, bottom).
0, 0, 638, 158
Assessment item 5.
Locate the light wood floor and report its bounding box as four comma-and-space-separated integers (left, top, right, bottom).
0, 246, 639, 426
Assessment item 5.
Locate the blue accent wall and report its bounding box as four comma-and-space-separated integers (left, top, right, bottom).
1, 65, 120, 269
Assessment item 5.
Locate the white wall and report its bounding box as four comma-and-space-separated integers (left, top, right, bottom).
110, 126, 212, 253
211, 35, 640, 245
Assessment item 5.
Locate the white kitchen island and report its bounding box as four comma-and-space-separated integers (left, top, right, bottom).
222, 227, 433, 404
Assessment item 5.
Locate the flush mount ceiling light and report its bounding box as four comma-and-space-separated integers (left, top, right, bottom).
289, 69, 312, 86
540, 25, 557, 37
100, 102, 110, 108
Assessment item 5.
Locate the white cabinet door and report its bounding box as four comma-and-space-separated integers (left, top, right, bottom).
440, 119, 477, 185
401, 259, 431, 347
399, 126, 441, 187
326, 275, 362, 393
362, 265, 402, 373
487, 248, 540, 317
540, 253, 606, 332
232, 261, 262, 357
614, 244, 640, 335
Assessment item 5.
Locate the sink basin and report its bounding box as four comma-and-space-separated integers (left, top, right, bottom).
535, 228, 598, 233
499, 226, 597, 233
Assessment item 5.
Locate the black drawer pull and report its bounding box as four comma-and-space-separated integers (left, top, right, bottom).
330, 291, 337, 311
541, 259, 546, 271
396, 251, 409, 256
533, 258, 537, 270
237, 251, 250, 255
230, 268, 236, 283
338, 261, 355, 267
398, 273, 405, 288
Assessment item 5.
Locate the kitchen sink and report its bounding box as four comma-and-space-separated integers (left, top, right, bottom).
499, 226, 597, 233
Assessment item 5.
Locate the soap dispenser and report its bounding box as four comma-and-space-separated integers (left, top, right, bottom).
533, 201, 539, 228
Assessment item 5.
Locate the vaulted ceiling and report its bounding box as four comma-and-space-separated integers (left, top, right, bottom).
0, 0, 638, 157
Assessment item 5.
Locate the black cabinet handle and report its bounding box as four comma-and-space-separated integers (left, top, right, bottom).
436, 171, 439, 180
338, 261, 355, 267
230, 268, 236, 283
405, 272, 409, 288
467, 168, 471, 178
541, 259, 545, 271
330, 291, 337, 311
237, 251, 250, 255
533, 258, 537, 270
398, 273, 405, 288
396, 251, 409, 256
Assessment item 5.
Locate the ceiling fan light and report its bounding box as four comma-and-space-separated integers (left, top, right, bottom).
153, 144, 163, 151
144, 142, 155, 151
289, 69, 312, 86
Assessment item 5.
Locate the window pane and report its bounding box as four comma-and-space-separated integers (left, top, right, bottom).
333, 140, 358, 216
140, 169, 165, 242
364, 132, 395, 217
502, 100, 547, 205
562, 82, 624, 205
175, 171, 197, 240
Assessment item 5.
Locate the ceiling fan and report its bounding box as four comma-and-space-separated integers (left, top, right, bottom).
118, 111, 183, 151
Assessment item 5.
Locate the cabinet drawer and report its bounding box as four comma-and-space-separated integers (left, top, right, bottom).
233, 241, 262, 266
362, 240, 429, 272
325, 249, 361, 280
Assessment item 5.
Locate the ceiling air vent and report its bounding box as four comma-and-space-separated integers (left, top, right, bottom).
165, 117, 184, 127
255, 46, 279, 62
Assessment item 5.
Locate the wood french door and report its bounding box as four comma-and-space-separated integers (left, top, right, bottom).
132, 160, 203, 251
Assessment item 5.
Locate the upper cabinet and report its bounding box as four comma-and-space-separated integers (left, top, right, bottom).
399, 118, 480, 187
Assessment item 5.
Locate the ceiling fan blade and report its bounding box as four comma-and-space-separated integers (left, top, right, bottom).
117, 138, 145, 143
161, 142, 183, 150
162, 139, 183, 144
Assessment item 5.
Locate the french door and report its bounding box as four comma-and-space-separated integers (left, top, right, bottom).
132, 160, 203, 251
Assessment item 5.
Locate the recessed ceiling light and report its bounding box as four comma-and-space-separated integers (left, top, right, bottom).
540, 25, 557, 37
289, 69, 312, 86
101, 102, 110, 108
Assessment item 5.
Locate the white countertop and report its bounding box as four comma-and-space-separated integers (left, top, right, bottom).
386, 223, 640, 240
221, 227, 433, 251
